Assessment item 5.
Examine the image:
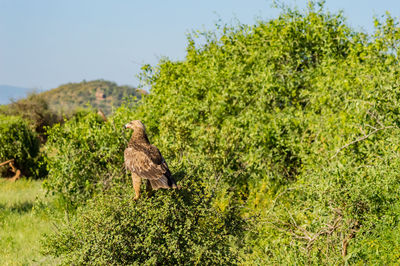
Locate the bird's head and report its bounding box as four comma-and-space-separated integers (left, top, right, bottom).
124, 120, 146, 132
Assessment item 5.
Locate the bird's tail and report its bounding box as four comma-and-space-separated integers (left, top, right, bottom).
150, 175, 180, 190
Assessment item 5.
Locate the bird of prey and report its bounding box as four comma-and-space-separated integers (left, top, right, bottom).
124, 120, 179, 200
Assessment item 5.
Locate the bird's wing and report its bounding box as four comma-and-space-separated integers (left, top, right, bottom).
124, 147, 169, 180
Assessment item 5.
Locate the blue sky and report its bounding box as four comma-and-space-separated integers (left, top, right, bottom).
0, 0, 399, 91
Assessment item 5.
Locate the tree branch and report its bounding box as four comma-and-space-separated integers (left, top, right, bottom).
0, 159, 14, 167
0, 159, 21, 181
331, 125, 395, 159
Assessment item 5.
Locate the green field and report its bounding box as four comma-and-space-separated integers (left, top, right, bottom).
0, 179, 57, 265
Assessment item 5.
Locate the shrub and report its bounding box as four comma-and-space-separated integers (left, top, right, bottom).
134, 3, 356, 198
43, 105, 137, 207
0, 92, 60, 143
41, 184, 243, 265
0, 114, 41, 178
134, 5, 400, 263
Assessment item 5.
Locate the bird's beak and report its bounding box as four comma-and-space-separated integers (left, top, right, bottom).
123, 124, 128, 129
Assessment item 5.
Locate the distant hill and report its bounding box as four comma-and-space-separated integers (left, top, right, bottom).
40, 80, 146, 115
0, 85, 32, 105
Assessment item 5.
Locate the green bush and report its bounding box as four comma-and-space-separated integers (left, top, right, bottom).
41, 184, 243, 265
0, 114, 42, 178
0, 92, 60, 143
43, 106, 137, 207
136, 4, 400, 263
134, 3, 356, 197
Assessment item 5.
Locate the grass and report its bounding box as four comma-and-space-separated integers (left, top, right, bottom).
0, 178, 58, 265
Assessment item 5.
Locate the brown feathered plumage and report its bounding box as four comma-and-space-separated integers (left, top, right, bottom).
124, 120, 179, 200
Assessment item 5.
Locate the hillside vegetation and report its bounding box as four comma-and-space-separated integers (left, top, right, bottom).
0, 80, 144, 145
41, 79, 145, 115
36, 3, 400, 264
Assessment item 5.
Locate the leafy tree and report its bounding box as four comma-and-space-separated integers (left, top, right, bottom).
0, 115, 43, 178
0, 92, 60, 142
43, 107, 134, 207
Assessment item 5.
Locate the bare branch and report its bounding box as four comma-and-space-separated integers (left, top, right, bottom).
0, 159, 14, 167
0, 159, 21, 181
331, 125, 395, 159
342, 221, 360, 259
365, 124, 378, 131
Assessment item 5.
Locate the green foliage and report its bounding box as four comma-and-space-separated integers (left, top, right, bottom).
136, 3, 355, 196
0, 115, 42, 178
43, 2, 400, 264
136, 4, 400, 263
43, 102, 243, 264
43, 108, 135, 207
42, 184, 242, 265
0, 92, 60, 142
